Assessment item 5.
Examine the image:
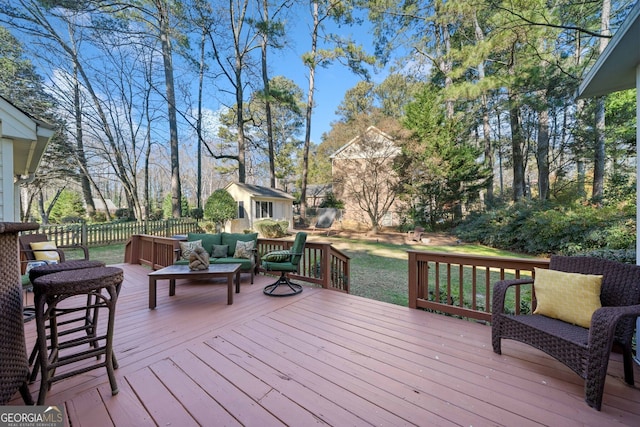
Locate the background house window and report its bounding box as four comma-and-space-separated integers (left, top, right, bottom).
238, 201, 245, 219
255, 201, 273, 218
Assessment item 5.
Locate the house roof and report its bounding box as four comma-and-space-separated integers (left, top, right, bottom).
92, 198, 118, 211
578, 3, 640, 98
0, 95, 55, 176
226, 182, 295, 200
330, 126, 400, 159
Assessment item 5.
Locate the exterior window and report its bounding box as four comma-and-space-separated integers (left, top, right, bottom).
238, 201, 245, 219
255, 201, 273, 219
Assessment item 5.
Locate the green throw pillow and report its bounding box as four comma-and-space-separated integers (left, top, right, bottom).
263, 250, 291, 262
212, 244, 229, 258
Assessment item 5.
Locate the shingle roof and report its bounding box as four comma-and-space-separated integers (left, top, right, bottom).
228, 182, 295, 200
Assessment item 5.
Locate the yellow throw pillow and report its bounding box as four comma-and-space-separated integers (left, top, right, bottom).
533, 267, 603, 328
30, 241, 61, 262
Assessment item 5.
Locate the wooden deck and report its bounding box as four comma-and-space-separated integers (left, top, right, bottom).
12, 263, 640, 426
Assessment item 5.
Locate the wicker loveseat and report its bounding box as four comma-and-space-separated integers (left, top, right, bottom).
174, 232, 258, 283
492, 255, 640, 410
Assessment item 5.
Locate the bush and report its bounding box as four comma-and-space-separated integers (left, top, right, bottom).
454, 201, 636, 256
115, 208, 134, 220
204, 190, 236, 231
148, 209, 163, 220
255, 219, 289, 238
190, 208, 204, 220
60, 216, 85, 224
90, 212, 108, 223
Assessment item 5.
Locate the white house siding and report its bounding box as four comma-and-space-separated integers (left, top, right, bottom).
1, 138, 13, 221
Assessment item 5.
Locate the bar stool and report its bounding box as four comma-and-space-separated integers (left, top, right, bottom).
32, 266, 123, 405
27, 260, 106, 382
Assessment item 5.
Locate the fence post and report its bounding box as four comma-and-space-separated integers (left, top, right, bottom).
81, 223, 88, 247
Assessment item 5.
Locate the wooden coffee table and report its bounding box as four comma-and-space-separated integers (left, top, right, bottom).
148, 263, 242, 309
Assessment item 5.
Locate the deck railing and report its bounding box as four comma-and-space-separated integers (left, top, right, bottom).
22, 219, 201, 247
408, 250, 550, 322
125, 235, 351, 292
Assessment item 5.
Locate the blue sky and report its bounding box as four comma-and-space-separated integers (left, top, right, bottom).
267, 8, 381, 144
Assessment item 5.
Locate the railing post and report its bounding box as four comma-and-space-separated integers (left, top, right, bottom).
321, 242, 331, 289
408, 251, 417, 309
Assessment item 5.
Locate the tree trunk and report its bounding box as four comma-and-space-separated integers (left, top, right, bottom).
592, 0, 611, 203
300, 1, 320, 221
510, 99, 525, 201
473, 13, 493, 205
196, 27, 205, 209
537, 105, 550, 201
70, 31, 94, 218
157, 0, 181, 217
261, 0, 276, 188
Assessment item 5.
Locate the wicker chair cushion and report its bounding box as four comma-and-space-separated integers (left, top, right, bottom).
533, 267, 602, 328
30, 241, 60, 262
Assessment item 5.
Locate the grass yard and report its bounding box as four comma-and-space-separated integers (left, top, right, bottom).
313, 232, 536, 307
85, 232, 535, 308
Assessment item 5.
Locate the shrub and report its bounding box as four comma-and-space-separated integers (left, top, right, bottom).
189, 208, 204, 220
60, 215, 85, 224
204, 190, 236, 231
454, 201, 636, 256
148, 209, 163, 220
255, 219, 289, 238
115, 208, 134, 220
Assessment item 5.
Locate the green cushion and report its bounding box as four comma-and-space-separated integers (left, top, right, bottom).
211, 244, 229, 258
213, 257, 253, 271
263, 250, 291, 262
187, 233, 221, 253
262, 260, 298, 272
221, 232, 258, 257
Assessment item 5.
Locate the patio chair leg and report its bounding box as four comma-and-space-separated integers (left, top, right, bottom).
263, 273, 302, 297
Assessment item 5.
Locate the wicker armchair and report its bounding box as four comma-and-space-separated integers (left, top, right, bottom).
492, 255, 640, 410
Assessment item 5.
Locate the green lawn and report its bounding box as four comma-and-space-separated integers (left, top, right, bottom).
85, 235, 533, 307
320, 235, 534, 306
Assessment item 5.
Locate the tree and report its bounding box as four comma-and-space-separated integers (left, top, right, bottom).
332, 118, 406, 234
46, 189, 86, 223
204, 189, 237, 231
400, 85, 489, 228
245, 76, 304, 185
162, 193, 189, 219
299, 0, 374, 221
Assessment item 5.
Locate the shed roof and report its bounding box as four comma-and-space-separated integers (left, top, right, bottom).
226, 182, 295, 200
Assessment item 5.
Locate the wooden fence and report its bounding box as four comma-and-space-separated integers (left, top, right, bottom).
21, 219, 201, 247
408, 250, 550, 322
125, 234, 351, 293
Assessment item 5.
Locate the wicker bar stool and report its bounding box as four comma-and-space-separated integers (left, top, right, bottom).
27, 260, 107, 382
0, 221, 39, 406
32, 266, 123, 405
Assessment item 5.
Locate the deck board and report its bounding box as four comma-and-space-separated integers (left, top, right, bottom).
10, 263, 640, 426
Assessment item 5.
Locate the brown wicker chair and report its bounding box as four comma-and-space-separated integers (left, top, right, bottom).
492, 255, 640, 410
19, 233, 89, 274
